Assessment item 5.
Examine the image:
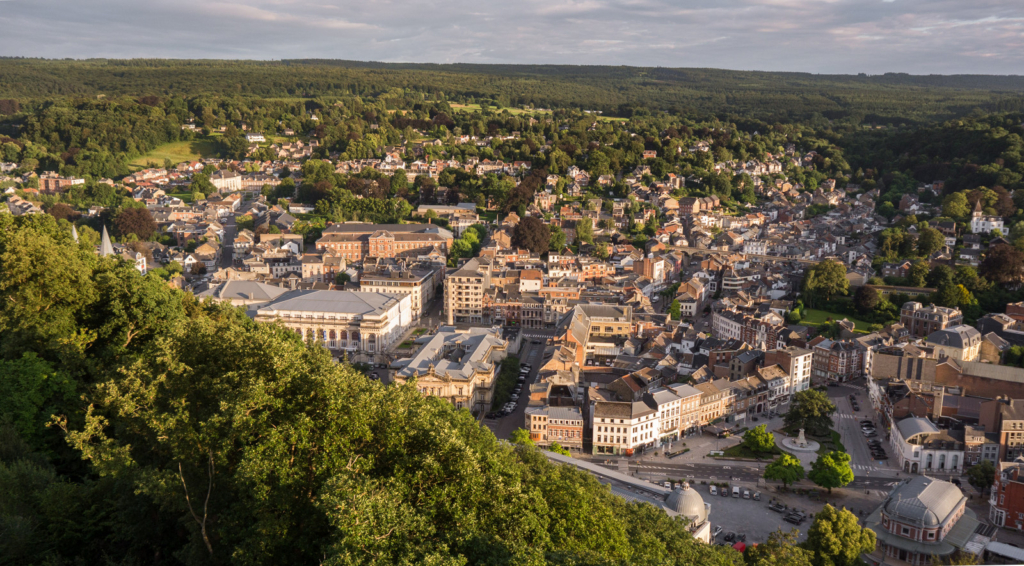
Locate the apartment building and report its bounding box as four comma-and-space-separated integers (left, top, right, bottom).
444, 257, 491, 325
991, 457, 1024, 531
764, 345, 813, 398
360, 263, 440, 320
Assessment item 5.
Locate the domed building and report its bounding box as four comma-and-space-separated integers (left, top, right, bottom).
864, 476, 981, 565
664, 483, 711, 543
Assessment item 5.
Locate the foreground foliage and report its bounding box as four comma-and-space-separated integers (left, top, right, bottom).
0, 214, 743, 565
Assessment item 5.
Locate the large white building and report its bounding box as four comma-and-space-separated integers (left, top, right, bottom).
970, 199, 1004, 234
891, 416, 964, 476
252, 290, 413, 354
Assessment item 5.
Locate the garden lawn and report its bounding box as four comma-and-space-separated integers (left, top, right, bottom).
800, 309, 874, 332
129, 138, 218, 170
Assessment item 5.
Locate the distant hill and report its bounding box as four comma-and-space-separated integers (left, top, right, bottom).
2, 58, 1024, 123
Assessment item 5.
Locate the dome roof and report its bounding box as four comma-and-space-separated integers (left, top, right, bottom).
665, 483, 707, 525
882, 476, 964, 528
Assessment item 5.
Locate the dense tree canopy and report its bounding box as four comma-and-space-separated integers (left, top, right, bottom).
0, 214, 751, 566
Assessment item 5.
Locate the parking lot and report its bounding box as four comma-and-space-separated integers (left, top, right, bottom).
703, 483, 813, 546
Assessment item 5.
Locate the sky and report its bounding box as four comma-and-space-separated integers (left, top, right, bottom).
1, 0, 1023, 75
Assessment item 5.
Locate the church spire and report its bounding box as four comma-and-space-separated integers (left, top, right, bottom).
71, 224, 79, 243
99, 225, 115, 257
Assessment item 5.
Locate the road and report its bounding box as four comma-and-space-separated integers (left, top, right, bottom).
219, 214, 237, 269
485, 339, 548, 439
827, 381, 897, 476
587, 460, 902, 491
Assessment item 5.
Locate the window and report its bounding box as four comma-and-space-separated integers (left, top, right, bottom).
901, 526, 910, 536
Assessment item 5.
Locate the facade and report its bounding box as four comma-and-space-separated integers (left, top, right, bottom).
209, 170, 242, 192
811, 338, 865, 384
971, 199, 1005, 235
391, 327, 509, 413
865, 476, 980, 566
359, 264, 440, 320
316, 223, 453, 263
444, 257, 492, 325
252, 290, 413, 354
925, 325, 982, 363
526, 405, 584, 450
900, 302, 963, 337
764, 346, 813, 396
39, 172, 84, 193
990, 457, 1024, 531
891, 416, 964, 475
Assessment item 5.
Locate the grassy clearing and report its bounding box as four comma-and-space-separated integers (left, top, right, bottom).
165, 193, 195, 203
721, 443, 781, 460
799, 309, 873, 332
129, 138, 218, 170
449, 103, 551, 116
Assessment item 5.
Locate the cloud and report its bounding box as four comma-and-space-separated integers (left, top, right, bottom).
0, 0, 1022, 74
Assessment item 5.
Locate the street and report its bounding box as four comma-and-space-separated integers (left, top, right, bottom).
219, 214, 237, 269
485, 339, 548, 439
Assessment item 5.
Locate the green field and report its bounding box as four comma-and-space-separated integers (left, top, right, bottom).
449, 103, 626, 122
129, 138, 219, 170
800, 309, 873, 332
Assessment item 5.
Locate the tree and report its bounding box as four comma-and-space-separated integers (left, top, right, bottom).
113, 207, 157, 241
917, 227, 945, 257
981, 244, 1024, 285
743, 424, 775, 455
576, 216, 594, 244
510, 428, 534, 446
809, 451, 855, 494
784, 390, 836, 437
802, 259, 848, 306
47, 203, 79, 222
942, 192, 971, 219
595, 242, 609, 260
803, 504, 875, 566
744, 529, 813, 566
763, 453, 805, 487
908, 260, 930, 288
966, 460, 996, 493
548, 442, 571, 457
188, 173, 216, 195
853, 285, 879, 314
511, 216, 550, 254
927, 264, 955, 288
668, 300, 681, 320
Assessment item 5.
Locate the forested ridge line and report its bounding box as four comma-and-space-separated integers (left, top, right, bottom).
2, 58, 1024, 122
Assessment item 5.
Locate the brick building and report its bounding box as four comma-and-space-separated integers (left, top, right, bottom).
992, 457, 1024, 531
900, 302, 963, 337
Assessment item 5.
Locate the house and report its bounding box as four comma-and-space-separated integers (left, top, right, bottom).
970, 199, 1004, 235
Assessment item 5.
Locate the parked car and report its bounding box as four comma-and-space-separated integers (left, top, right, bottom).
710, 485, 718, 496
713, 526, 723, 538
732, 486, 740, 498
753, 491, 761, 501
723, 532, 736, 542
860, 420, 874, 426
721, 487, 729, 497
849, 395, 856, 401
784, 512, 806, 525
768, 501, 786, 513
742, 489, 751, 499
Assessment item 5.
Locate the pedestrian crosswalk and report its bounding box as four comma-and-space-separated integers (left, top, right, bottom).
852, 464, 888, 473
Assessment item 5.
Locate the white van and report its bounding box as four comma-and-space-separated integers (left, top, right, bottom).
732, 486, 740, 498
743, 489, 751, 499
710, 485, 718, 496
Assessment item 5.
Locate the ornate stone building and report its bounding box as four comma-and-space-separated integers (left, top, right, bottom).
253, 290, 413, 355
315, 223, 453, 263
391, 327, 509, 413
